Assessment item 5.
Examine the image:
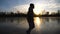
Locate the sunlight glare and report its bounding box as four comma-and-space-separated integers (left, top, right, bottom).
34, 4, 44, 15
34, 17, 42, 31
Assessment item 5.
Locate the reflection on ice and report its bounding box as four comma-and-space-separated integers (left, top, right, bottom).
34, 17, 42, 31
0, 17, 60, 34
31, 17, 60, 34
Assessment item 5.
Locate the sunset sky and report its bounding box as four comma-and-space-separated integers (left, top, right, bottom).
0, 0, 60, 14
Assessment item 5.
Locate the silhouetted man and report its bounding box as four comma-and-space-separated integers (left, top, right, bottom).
26, 3, 35, 34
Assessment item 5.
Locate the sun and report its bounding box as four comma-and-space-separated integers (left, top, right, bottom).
34, 9, 40, 15
34, 3, 43, 15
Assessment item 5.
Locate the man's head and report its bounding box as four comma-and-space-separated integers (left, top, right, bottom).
30, 3, 34, 9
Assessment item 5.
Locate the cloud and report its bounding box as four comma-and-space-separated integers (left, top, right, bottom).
10, 4, 29, 14
10, 0, 60, 13
55, 0, 60, 3
1, 0, 60, 13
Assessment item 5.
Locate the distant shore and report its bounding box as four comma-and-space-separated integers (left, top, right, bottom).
0, 12, 59, 17
0, 14, 59, 17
